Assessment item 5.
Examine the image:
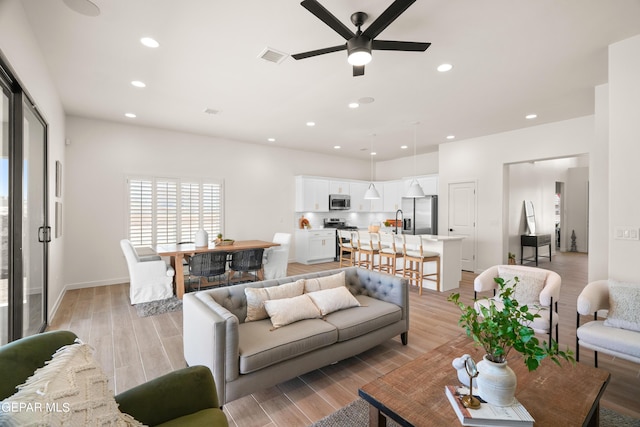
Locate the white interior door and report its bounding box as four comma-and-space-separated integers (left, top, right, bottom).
448, 182, 477, 272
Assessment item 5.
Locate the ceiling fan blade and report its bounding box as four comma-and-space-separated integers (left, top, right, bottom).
372, 40, 431, 52
362, 0, 416, 40
301, 0, 355, 40
292, 44, 346, 60
353, 65, 365, 77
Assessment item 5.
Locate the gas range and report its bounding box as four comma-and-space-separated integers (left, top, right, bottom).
323, 218, 358, 230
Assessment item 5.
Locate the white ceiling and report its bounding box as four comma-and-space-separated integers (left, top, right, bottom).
20, 0, 640, 161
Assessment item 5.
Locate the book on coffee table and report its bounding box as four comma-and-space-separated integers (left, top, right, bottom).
445, 385, 534, 426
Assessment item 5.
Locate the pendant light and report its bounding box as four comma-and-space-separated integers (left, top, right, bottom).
405, 122, 425, 198
364, 134, 381, 200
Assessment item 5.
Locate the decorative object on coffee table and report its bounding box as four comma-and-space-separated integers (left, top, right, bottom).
448, 277, 574, 406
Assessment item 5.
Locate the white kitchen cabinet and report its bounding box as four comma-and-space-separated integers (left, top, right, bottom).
295, 229, 336, 264
329, 180, 350, 195
349, 181, 370, 212
383, 180, 402, 212
295, 177, 329, 212
368, 182, 385, 212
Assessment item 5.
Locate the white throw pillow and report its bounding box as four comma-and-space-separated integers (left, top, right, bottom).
264, 294, 321, 328
304, 271, 346, 293
306, 286, 361, 316
0, 342, 143, 426
244, 279, 305, 322
497, 266, 546, 305
604, 280, 640, 332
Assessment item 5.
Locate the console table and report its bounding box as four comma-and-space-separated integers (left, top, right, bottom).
520, 234, 552, 266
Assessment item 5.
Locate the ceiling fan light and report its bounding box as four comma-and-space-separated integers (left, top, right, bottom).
348, 50, 372, 66
405, 180, 425, 198
364, 183, 381, 200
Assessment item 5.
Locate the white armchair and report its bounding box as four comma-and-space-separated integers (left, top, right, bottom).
576, 279, 640, 367
474, 265, 561, 344
120, 239, 175, 304
262, 233, 291, 280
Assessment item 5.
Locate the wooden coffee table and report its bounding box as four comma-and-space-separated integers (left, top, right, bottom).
359, 334, 610, 427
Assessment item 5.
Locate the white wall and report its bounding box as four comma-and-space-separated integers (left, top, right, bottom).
608, 35, 640, 283
63, 116, 370, 288
0, 0, 66, 323
376, 151, 439, 181
438, 116, 593, 272
589, 84, 609, 281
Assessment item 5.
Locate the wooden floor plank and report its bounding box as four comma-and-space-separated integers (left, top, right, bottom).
47, 252, 640, 425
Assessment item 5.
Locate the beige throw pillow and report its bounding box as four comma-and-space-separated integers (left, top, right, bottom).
604, 280, 640, 332
0, 342, 143, 426
304, 271, 346, 293
306, 286, 360, 315
244, 279, 305, 322
264, 294, 321, 328
497, 266, 546, 305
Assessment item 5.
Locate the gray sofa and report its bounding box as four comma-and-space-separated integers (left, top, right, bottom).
183, 267, 409, 405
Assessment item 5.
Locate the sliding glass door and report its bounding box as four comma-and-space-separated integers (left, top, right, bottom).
0, 55, 49, 344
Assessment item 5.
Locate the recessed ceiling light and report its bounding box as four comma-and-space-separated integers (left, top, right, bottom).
348, 102, 359, 109
401, 145, 408, 149
437, 63, 453, 72
140, 37, 159, 48
525, 114, 538, 120
446, 135, 455, 140
370, 152, 377, 156
131, 80, 146, 88
334, 145, 341, 149
203, 108, 220, 115
267, 138, 275, 142
358, 97, 375, 104
306, 121, 316, 127
125, 113, 136, 118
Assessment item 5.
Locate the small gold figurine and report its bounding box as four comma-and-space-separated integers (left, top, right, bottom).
461, 357, 481, 409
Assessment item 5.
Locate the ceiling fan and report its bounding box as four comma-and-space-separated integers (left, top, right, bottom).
292, 0, 430, 76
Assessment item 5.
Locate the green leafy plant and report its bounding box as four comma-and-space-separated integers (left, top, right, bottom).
508, 252, 516, 260
448, 277, 575, 371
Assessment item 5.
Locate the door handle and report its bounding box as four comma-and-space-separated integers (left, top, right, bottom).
38, 226, 52, 243
449, 228, 454, 232
38, 226, 45, 242
46, 226, 52, 242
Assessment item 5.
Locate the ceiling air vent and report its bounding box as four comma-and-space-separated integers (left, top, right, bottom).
258, 47, 288, 64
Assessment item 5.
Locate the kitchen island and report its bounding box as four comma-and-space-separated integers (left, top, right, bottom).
412, 234, 464, 292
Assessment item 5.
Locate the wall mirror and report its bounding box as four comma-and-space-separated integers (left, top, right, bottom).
524, 200, 536, 234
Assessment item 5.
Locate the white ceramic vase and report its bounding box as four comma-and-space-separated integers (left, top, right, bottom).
195, 229, 209, 247
476, 355, 517, 406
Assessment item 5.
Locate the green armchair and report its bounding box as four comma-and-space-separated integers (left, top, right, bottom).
0, 330, 228, 427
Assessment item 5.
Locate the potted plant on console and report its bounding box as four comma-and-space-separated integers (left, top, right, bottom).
448, 278, 574, 406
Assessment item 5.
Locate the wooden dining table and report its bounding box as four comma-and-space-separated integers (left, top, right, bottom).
155, 240, 280, 299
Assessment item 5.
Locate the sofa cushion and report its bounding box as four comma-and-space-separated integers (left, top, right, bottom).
604, 280, 640, 332
264, 294, 321, 328
323, 295, 402, 342
304, 271, 346, 293
306, 286, 360, 316
578, 320, 640, 359
0, 342, 143, 426
497, 266, 546, 305
244, 279, 305, 322
238, 319, 337, 373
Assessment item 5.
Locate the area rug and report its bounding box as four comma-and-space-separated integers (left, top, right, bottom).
311, 398, 640, 427
135, 297, 182, 317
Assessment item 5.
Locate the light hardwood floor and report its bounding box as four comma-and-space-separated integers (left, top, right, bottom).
48, 252, 640, 426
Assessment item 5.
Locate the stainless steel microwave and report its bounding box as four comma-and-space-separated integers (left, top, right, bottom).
329, 194, 351, 210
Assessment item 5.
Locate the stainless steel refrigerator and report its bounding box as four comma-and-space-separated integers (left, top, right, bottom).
401, 195, 438, 235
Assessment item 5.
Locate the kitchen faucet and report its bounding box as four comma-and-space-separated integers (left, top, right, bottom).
395, 209, 403, 234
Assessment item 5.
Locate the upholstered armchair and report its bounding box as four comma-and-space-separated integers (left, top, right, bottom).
120, 239, 175, 304
0, 331, 228, 427
576, 279, 640, 367
262, 232, 291, 280
474, 265, 561, 344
